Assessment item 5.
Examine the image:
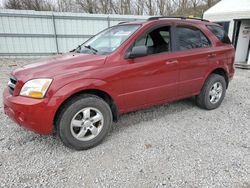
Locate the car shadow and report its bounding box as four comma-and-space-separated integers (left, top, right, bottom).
112, 97, 198, 131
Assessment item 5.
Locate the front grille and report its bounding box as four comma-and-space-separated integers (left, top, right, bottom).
8, 76, 17, 95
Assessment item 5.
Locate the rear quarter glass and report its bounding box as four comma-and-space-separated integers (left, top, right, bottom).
207, 25, 231, 44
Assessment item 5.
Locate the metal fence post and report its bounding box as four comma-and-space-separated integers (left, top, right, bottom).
107, 15, 110, 28
52, 13, 59, 54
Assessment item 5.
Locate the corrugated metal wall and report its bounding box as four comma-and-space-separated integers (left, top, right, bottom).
0, 9, 147, 57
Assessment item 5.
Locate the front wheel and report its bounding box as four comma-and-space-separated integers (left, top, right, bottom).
196, 74, 227, 110
57, 94, 112, 150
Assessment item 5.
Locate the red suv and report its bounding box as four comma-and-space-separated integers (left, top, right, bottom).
3, 17, 235, 150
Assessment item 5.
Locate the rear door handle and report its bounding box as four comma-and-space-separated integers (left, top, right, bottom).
165, 60, 178, 65
208, 53, 216, 58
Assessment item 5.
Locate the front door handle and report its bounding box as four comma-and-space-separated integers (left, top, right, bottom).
208, 53, 216, 58
165, 60, 178, 65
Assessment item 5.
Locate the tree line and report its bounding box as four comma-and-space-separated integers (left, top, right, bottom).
3, 0, 220, 17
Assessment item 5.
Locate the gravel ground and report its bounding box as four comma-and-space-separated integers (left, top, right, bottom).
0, 58, 250, 188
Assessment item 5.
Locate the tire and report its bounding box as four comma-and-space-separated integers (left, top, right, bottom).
196, 73, 227, 110
57, 94, 112, 150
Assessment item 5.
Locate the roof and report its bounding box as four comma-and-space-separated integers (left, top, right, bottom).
204, 0, 250, 21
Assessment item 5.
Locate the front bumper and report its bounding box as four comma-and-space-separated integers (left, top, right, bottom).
3, 88, 54, 134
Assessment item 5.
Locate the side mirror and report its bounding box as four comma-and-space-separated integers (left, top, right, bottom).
127, 46, 148, 59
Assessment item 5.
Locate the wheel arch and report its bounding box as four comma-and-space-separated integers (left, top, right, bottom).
53, 88, 119, 133
207, 67, 229, 88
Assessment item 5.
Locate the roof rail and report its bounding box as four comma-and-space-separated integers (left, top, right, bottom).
147, 16, 210, 22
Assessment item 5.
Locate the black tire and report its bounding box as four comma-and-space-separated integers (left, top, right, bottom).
196, 73, 227, 110
57, 94, 112, 150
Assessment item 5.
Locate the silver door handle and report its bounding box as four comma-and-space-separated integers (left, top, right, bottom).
165, 60, 178, 65
208, 53, 216, 58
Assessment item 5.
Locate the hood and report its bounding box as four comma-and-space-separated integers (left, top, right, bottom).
12, 53, 107, 82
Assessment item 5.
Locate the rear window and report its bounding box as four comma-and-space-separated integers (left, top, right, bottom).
207, 25, 231, 44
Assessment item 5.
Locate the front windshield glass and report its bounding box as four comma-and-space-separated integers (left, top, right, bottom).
78, 24, 140, 55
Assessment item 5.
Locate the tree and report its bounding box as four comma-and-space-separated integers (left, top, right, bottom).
172, 0, 189, 15
4, 0, 22, 9
3, 0, 221, 17
156, 0, 174, 16
4, 0, 55, 11
145, 0, 155, 15
203, 0, 220, 7
76, 0, 96, 13
190, 0, 202, 11
99, 0, 113, 14
132, 0, 144, 15
57, 0, 77, 12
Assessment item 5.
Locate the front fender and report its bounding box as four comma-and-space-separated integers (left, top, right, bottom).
46, 78, 121, 127
53, 78, 115, 99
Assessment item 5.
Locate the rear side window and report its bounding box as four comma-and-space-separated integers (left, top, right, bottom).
214, 22, 230, 34
207, 25, 231, 44
176, 26, 211, 51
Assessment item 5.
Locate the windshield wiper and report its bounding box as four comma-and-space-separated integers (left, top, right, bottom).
84, 45, 98, 54
70, 45, 81, 53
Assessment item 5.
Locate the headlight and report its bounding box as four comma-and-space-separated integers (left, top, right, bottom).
20, 78, 52, 99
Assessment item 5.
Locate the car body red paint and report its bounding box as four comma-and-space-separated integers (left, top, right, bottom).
3, 19, 235, 134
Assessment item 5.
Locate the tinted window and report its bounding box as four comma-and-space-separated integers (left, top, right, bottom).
207, 25, 231, 44
160, 31, 170, 43
134, 26, 171, 55
176, 27, 210, 51
214, 22, 230, 34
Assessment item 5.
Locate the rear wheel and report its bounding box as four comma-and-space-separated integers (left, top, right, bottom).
57, 94, 112, 150
196, 74, 226, 110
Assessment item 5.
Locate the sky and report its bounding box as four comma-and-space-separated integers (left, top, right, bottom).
0, 0, 3, 7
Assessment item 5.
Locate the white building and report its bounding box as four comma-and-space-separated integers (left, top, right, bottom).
204, 0, 250, 69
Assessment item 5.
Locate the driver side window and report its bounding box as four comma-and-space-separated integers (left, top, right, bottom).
134, 26, 171, 55
134, 35, 154, 47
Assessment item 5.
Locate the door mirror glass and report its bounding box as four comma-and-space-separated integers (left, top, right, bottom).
127, 46, 148, 59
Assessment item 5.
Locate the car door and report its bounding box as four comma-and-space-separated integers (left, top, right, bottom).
172, 25, 213, 98
119, 25, 180, 111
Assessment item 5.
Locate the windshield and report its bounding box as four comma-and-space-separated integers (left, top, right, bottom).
77, 24, 140, 55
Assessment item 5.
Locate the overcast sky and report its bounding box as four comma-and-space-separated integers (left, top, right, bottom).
0, 0, 4, 7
